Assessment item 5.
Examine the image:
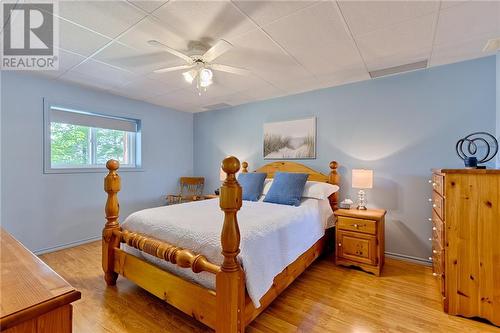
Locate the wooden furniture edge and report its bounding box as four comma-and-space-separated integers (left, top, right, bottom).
0, 290, 81, 330
334, 209, 386, 220
113, 248, 217, 328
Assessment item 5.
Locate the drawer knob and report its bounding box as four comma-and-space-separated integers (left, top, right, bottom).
432, 227, 437, 231
432, 273, 438, 277
338, 243, 342, 247
432, 204, 437, 208
432, 182, 437, 187
352, 223, 359, 228
433, 250, 438, 254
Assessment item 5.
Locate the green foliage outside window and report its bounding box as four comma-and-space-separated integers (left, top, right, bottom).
50, 122, 129, 167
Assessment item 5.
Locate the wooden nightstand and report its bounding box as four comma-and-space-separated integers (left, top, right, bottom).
334, 208, 386, 276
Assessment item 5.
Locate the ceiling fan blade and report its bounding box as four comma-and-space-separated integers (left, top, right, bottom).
210, 64, 250, 76
154, 64, 195, 73
202, 39, 233, 63
147, 40, 193, 63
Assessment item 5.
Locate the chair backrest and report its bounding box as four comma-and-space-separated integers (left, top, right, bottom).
179, 177, 205, 198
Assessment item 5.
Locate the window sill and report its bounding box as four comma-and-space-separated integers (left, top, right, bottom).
43, 167, 144, 174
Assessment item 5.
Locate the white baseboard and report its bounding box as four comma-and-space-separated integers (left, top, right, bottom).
34, 235, 101, 255
385, 251, 432, 266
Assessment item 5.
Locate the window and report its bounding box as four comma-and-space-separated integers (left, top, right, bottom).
44, 102, 141, 173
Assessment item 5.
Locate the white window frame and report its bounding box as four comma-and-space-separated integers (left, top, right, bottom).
43, 99, 142, 174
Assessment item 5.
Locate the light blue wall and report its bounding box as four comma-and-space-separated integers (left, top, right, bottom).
1, 72, 194, 253
194, 56, 496, 262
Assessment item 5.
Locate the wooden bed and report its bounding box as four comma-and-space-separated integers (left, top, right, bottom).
102, 157, 339, 332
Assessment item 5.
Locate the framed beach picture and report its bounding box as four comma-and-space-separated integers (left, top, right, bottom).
263, 117, 316, 159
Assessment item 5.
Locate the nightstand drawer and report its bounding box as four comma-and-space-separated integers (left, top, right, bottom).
337, 216, 376, 235
337, 230, 377, 265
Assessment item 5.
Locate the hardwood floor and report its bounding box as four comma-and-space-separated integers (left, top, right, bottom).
39, 241, 498, 333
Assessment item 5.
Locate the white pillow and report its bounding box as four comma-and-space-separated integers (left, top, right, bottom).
302, 181, 339, 200
262, 179, 339, 200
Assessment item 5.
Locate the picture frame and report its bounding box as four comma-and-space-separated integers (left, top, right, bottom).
263, 117, 316, 160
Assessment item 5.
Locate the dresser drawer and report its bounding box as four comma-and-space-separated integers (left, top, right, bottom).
432, 173, 444, 196
432, 192, 445, 221
337, 216, 376, 235
337, 230, 377, 265
432, 211, 444, 247
432, 240, 444, 276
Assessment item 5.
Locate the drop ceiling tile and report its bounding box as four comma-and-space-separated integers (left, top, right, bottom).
93, 41, 184, 75
37, 48, 86, 78
148, 92, 198, 112
430, 32, 498, 67
318, 67, 370, 89
434, 1, 500, 46
58, 18, 112, 57
113, 76, 178, 99
152, 0, 256, 42
215, 29, 311, 89
355, 13, 437, 70
339, 0, 439, 37
116, 17, 187, 57
232, 0, 317, 27
264, 2, 365, 77
58, 1, 146, 39
128, 0, 168, 13
61, 59, 139, 90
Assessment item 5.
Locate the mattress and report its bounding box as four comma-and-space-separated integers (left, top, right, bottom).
122, 197, 333, 307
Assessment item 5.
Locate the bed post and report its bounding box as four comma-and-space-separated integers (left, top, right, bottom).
216, 156, 245, 333
103, 159, 121, 286
241, 161, 248, 173
329, 161, 340, 210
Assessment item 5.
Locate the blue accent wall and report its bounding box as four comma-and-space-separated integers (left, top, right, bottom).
194, 56, 496, 261
1, 72, 194, 253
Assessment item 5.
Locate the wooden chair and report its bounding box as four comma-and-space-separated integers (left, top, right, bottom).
167, 177, 205, 205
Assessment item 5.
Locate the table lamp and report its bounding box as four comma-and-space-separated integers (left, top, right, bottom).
352, 169, 373, 210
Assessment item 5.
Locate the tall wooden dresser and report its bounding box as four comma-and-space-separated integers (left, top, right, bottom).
430, 169, 499, 326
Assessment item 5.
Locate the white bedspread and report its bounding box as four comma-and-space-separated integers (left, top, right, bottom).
122, 198, 332, 307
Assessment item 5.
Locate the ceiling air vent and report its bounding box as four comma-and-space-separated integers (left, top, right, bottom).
202, 103, 232, 111
483, 37, 500, 52
369, 60, 428, 79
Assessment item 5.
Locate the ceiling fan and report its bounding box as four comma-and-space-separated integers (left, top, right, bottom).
147, 39, 250, 94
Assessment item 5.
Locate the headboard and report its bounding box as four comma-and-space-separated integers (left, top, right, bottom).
241, 161, 340, 210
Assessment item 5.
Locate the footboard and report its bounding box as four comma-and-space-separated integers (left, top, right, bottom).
102, 158, 245, 333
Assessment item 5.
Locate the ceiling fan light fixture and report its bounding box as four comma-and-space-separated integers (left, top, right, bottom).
199, 68, 213, 87
183, 71, 195, 83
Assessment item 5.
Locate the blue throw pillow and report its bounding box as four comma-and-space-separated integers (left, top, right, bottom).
237, 173, 267, 201
264, 172, 308, 206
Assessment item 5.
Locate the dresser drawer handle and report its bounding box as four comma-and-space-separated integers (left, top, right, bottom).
432, 204, 437, 208
338, 243, 342, 247
433, 250, 438, 254
432, 272, 438, 277
432, 227, 437, 231
351, 223, 359, 228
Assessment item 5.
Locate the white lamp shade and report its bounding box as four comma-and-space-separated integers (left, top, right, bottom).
352, 169, 373, 189
220, 168, 226, 181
